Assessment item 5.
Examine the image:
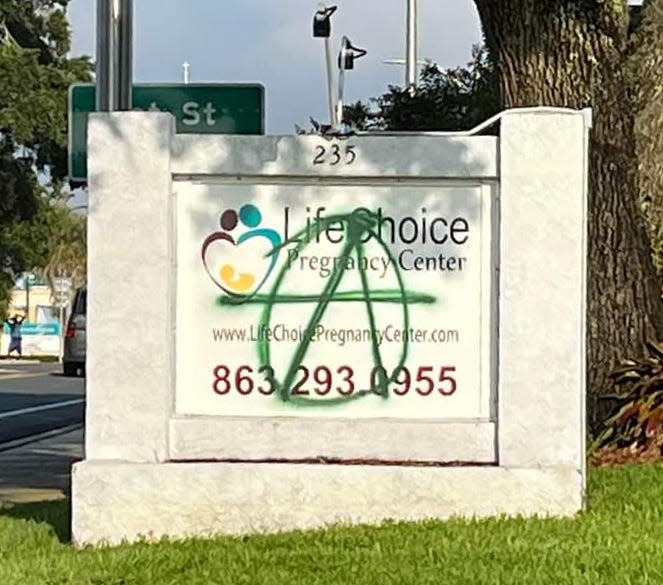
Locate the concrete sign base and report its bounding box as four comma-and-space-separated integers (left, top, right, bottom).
73, 462, 581, 545
73, 108, 588, 546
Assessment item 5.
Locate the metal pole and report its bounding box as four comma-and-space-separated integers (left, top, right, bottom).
118, 0, 133, 109
96, 0, 133, 111
314, 4, 338, 130
337, 66, 345, 128
406, 0, 418, 94
96, 0, 111, 111
325, 38, 337, 130
25, 275, 30, 322
59, 305, 64, 364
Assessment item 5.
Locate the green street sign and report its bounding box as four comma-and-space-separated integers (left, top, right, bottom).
68, 83, 265, 182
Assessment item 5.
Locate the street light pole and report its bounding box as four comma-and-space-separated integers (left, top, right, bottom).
96, 0, 133, 111
324, 34, 336, 128
406, 0, 418, 95
313, 4, 339, 130
337, 37, 367, 129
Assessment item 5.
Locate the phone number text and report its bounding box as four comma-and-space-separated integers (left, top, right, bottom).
212, 365, 457, 397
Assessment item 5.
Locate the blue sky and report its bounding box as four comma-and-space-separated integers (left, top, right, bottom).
67, 1, 483, 134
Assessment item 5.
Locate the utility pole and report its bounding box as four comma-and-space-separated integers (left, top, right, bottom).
406, 0, 419, 95
96, 0, 133, 111
385, 1, 424, 94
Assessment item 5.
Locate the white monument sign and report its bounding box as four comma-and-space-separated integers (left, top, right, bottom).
73, 108, 588, 545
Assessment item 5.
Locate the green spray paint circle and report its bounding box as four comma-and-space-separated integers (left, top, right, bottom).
256, 211, 412, 408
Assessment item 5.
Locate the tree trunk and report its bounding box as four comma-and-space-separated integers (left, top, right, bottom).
473, 0, 663, 413
631, 0, 663, 268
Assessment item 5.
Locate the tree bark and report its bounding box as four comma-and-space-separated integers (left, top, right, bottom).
473, 0, 663, 410
631, 0, 663, 268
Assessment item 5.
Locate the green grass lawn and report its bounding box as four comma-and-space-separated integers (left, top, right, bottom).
2, 465, 663, 584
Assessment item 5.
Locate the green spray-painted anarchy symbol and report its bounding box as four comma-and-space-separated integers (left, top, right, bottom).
217, 209, 438, 407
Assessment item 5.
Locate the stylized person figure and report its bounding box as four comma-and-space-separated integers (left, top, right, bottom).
5, 314, 25, 358
202, 204, 281, 299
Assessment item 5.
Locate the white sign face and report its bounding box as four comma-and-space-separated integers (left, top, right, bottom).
53, 278, 71, 307
176, 182, 494, 420
54, 296, 69, 308
53, 277, 71, 292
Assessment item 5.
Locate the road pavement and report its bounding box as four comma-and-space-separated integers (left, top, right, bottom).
0, 427, 83, 503
0, 361, 85, 503
0, 360, 85, 447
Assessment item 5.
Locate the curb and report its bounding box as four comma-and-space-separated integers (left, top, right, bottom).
0, 424, 84, 454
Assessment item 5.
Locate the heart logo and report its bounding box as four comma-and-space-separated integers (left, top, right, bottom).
201, 204, 281, 300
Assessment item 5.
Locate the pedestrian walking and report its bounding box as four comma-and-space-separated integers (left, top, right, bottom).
4, 314, 25, 358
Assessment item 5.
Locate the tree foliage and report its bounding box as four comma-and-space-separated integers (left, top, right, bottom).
0, 0, 91, 317
345, 46, 499, 132
591, 340, 663, 464
0, 190, 86, 319
0, 0, 91, 177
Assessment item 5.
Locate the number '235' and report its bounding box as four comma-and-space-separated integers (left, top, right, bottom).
313, 144, 356, 166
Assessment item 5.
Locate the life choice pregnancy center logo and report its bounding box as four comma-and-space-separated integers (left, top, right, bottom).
201, 204, 281, 300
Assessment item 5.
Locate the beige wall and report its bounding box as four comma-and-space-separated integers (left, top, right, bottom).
6, 284, 55, 323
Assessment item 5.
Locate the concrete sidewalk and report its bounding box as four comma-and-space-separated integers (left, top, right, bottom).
0, 427, 84, 504
0, 359, 51, 366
